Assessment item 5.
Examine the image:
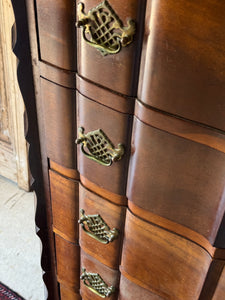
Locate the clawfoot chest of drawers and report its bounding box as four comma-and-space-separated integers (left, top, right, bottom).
13, 0, 225, 299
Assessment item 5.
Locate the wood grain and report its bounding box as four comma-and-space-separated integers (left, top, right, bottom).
80, 249, 119, 300
76, 74, 135, 114
77, 0, 147, 96
0, 0, 29, 189
60, 284, 82, 300
127, 117, 225, 244
49, 170, 79, 243
120, 210, 211, 300
119, 274, 164, 300
55, 234, 80, 291
36, 0, 76, 70
79, 184, 126, 269
138, 0, 225, 131
77, 91, 132, 196
41, 78, 76, 170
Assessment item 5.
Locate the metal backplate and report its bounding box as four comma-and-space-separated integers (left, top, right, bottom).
75, 127, 124, 166
76, 0, 136, 55
81, 268, 115, 298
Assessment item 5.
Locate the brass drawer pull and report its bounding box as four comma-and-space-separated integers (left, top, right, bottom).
76, 0, 135, 56
78, 209, 119, 244
75, 127, 124, 166
81, 268, 115, 298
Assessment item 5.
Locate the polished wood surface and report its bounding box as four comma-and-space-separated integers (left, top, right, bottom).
49, 170, 79, 243
80, 250, 119, 300
36, 0, 76, 70
77, 91, 132, 196
60, 284, 81, 300
76, 74, 134, 114
77, 0, 147, 95
138, 0, 225, 131
79, 184, 126, 269
120, 210, 211, 299
119, 275, 163, 300
41, 78, 76, 169
213, 266, 225, 299
55, 234, 80, 290
127, 116, 225, 244
20, 0, 225, 298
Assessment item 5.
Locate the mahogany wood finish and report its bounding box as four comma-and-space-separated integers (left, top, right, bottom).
120, 210, 211, 300
49, 170, 79, 243
41, 78, 76, 169
15, 0, 225, 299
77, 91, 133, 197
77, 0, 147, 96
79, 184, 126, 269
36, 0, 76, 70
80, 250, 120, 300
127, 116, 225, 244
212, 266, 225, 300
55, 234, 80, 291
60, 284, 81, 300
118, 275, 164, 300
138, 0, 225, 132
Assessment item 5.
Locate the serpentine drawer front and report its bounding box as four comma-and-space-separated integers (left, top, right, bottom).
79, 184, 126, 269
22, 0, 225, 299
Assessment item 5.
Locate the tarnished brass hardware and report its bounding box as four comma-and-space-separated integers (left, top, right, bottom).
81, 268, 115, 298
78, 209, 119, 244
76, 0, 136, 56
75, 127, 124, 166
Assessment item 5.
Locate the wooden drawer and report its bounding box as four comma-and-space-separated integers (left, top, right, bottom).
76, 0, 146, 96
36, 0, 76, 70
120, 211, 211, 300
55, 234, 80, 291
119, 274, 163, 300
49, 170, 79, 243
127, 116, 225, 244
212, 266, 225, 299
138, 0, 225, 131
77, 91, 132, 203
41, 78, 76, 170
79, 184, 126, 269
59, 284, 81, 300
80, 250, 119, 300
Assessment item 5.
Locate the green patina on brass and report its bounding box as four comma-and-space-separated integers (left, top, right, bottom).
75, 127, 124, 166
76, 0, 136, 56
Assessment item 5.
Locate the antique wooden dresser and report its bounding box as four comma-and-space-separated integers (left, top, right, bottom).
12, 0, 225, 299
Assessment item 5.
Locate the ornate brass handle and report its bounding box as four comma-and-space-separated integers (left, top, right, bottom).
75, 127, 124, 166
81, 268, 115, 298
76, 0, 136, 56
78, 209, 119, 244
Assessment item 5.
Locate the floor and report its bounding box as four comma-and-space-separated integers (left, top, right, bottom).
0, 175, 45, 300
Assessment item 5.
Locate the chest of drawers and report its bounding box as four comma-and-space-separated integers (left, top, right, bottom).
13, 0, 225, 299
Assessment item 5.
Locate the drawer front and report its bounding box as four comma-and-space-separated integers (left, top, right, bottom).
77, 91, 132, 200
36, 0, 76, 70
212, 266, 225, 300
138, 0, 225, 131
119, 274, 163, 300
76, 0, 146, 96
120, 211, 211, 300
79, 184, 126, 269
41, 78, 76, 169
49, 170, 79, 242
80, 250, 119, 300
55, 234, 80, 290
60, 284, 81, 300
127, 116, 225, 244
